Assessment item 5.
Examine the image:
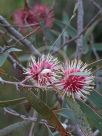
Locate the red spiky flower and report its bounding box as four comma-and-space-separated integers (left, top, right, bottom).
25, 54, 60, 87
59, 60, 94, 100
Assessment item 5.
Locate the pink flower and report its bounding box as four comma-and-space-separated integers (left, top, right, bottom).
25, 54, 60, 87
13, 4, 54, 31
59, 60, 94, 100
33, 4, 54, 28
13, 7, 37, 31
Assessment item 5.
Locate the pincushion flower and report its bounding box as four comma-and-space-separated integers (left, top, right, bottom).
13, 6, 37, 31
59, 60, 94, 100
33, 4, 54, 29
13, 4, 54, 31
25, 54, 61, 87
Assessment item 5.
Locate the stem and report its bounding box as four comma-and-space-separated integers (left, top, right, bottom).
75, 0, 84, 59
0, 16, 41, 57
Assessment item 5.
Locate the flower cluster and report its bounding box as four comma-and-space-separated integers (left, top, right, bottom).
13, 4, 54, 32
25, 54, 94, 100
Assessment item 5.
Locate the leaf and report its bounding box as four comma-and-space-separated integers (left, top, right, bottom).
89, 91, 102, 109
0, 52, 8, 67
66, 97, 93, 135
22, 89, 70, 136
47, 126, 54, 136
0, 97, 26, 107
57, 108, 76, 121
0, 120, 31, 136
0, 47, 21, 67
7, 47, 22, 53
78, 101, 102, 133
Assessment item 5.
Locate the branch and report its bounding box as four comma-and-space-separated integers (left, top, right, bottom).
89, 0, 102, 14
0, 77, 39, 89
75, 0, 84, 59
51, 10, 101, 54
0, 16, 41, 57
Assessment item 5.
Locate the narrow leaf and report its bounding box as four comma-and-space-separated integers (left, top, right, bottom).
0, 52, 8, 66
78, 101, 102, 133
89, 91, 102, 109
0, 120, 31, 136
66, 97, 93, 135
22, 89, 70, 136
0, 97, 26, 107
7, 47, 22, 53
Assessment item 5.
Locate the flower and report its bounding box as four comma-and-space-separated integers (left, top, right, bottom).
59, 60, 94, 100
25, 54, 60, 87
13, 4, 54, 31
13, 7, 37, 31
33, 4, 54, 28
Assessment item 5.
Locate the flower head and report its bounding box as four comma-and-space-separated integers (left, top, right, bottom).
25, 54, 60, 87
33, 4, 54, 28
59, 60, 94, 100
13, 4, 54, 31
13, 7, 37, 31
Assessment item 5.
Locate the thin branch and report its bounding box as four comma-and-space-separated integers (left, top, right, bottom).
8, 54, 26, 70
75, 0, 84, 59
0, 16, 41, 57
89, 0, 102, 14
4, 107, 54, 128
0, 77, 38, 89
0, 77, 55, 89
51, 10, 101, 54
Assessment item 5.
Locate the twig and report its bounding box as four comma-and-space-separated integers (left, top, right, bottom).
4, 107, 54, 129
93, 129, 100, 136
0, 77, 38, 89
51, 10, 101, 54
0, 77, 56, 89
4, 107, 37, 121
0, 16, 41, 57
8, 54, 26, 70
89, 0, 102, 14
75, 0, 84, 59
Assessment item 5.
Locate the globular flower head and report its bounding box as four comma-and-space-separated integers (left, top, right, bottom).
59, 60, 94, 100
13, 7, 37, 32
33, 4, 54, 28
13, 4, 54, 32
25, 54, 60, 87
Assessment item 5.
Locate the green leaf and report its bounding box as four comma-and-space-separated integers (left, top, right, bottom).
57, 108, 76, 121
66, 97, 93, 135
0, 47, 21, 67
0, 120, 31, 136
7, 47, 22, 53
22, 89, 69, 136
0, 97, 26, 107
47, 126, 54, 136
89, 91, 102, 109
0, 52, 8, 67
78, 101, 102, 133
